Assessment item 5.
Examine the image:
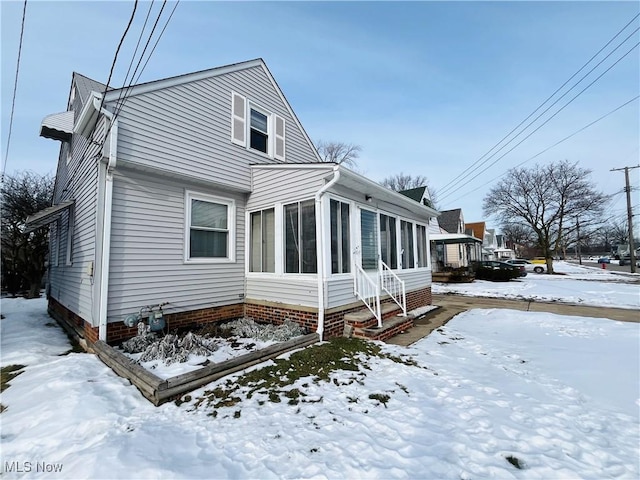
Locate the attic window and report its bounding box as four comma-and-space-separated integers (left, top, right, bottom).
231, 92, 285, 161
250, 108, 268, 154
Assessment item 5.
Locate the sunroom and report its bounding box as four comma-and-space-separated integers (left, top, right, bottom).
244, 163, 439, 339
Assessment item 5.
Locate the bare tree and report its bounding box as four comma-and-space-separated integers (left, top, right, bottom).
1, 171, 54, 297
380, 172, 438, 207
500, 222, 535, 256
483, 160, 607, 274
315, 140, 361, 168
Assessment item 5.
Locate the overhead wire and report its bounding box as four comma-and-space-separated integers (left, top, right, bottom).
113, 0, 167, 119
1, 0, 28, 182
73, 0, 139, 170
112, 0, 156, 115
438, 41, 640, 204
440, 94, 640, 206
437, 13, 640, 198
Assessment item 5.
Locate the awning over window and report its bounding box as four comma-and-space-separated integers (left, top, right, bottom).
40, 111, 74, 142
24, 200, 74, 233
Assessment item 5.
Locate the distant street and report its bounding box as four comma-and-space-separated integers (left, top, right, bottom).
568, 260, 637, 275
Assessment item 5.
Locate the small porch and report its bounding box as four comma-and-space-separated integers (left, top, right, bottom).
430, 233, 482, 283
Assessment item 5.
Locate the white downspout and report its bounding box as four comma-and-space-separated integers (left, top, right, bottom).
98, 105, 116, 342
314, 166, 340, 340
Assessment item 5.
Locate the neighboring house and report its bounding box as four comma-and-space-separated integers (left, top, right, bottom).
465, 222, 498, 260
427, 208, 482, 271
27, 59, 439, 345
494, 234, 515, 260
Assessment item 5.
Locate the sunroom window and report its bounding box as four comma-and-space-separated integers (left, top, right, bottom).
330, 200, 350, 274
380, 214, 398, 269
416, 224, 428, 268
401, 220, 415, 269
284, 200, 316, 273
250, 208, 275, 272
360, 209, 378, 270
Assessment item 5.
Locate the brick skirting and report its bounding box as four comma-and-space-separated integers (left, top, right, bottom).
48, 285, 432, 344
48, 297, 243, 345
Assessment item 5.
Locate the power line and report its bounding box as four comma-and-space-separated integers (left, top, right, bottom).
440, 95, 640, 206
113, 0, 167, 119
74, 0, 139, 171
112, 0, 156, 114
439, 28, 640, 199
437, 13, 640, 198
1, 0, 28, 182
439, 42, 639, 204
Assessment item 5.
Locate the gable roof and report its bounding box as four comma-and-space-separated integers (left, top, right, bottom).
465, 221, 486, 240
399, 186, 435, 208
73, 72, 107, 106
438, 209, 463, 234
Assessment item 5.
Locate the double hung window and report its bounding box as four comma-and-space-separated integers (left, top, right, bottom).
185, 192, 234, 261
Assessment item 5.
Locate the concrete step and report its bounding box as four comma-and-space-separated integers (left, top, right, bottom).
344, 302, 403, 329
349, 314, 415, 342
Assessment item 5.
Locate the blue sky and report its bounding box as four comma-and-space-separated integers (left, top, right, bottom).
2, 1, 638, 227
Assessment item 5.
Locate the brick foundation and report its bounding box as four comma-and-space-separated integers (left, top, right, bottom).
47, 285, 432, 344
48, 297, 243, 345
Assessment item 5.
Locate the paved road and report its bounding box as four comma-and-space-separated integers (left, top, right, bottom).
567, 260, 638, 275
387, 294, 639, 347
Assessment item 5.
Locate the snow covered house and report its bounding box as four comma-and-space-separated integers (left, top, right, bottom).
28, 59, 439, 345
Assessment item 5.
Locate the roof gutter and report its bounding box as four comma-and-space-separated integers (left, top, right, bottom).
97, 104, 117, 342
314, 165, 340, 340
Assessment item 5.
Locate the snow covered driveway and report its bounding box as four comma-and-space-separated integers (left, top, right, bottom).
1, 297, 638, 479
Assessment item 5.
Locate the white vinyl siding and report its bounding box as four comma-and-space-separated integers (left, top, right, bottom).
111, 65, 317, 192
108, 171, 245, 321
184, 191, 235, 263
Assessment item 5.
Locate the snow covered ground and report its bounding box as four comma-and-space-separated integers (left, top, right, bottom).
434, 261, 640, 309
2, 289, 638, 479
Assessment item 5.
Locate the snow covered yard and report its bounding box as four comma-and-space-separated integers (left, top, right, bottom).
434, 261, 640, 309
1, 296, 639, 479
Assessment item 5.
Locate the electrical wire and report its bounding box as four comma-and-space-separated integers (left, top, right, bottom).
438, 13, 640, 198
1, 0, 28, 182
73, 0, 139, 170
440, 94, 640, 206
439, 42, 639, 204
112, 0, 156, 114
113, 0, 167, 119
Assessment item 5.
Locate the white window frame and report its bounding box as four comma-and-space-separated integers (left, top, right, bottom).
248, 207, 276, 273
184, 190, 235, 264
230, 91, 285, 161
248, 103, 271, 156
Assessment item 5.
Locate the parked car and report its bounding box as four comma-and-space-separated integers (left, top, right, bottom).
473, 260, 527, 277
505, 258, 544, 274
597, 257, 611, 264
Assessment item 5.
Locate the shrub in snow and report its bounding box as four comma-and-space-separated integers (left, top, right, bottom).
221, 318, 305, 341
121, 322, 158, 354
138, 332, 219, 365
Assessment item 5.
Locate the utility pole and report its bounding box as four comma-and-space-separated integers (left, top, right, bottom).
611, 165, 639, 273
576, 217, 582, 265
